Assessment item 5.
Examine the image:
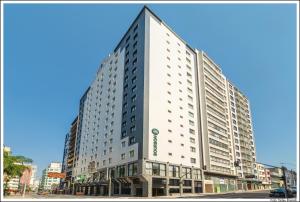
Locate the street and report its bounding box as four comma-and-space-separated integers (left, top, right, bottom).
4, 190, 298, 200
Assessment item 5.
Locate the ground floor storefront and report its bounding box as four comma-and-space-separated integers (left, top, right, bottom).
204, 172, 237, 193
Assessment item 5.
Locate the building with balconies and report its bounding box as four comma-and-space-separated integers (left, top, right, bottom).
62, 6, 258, 197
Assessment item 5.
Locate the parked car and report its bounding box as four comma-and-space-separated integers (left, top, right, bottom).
290, 186, 297, 195
269, 188, 294, 198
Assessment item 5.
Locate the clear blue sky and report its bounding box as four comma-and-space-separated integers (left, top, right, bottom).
4, 3, 297, 178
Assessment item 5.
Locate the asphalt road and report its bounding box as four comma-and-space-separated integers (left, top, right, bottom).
180, 190, 297, 200
4, 190, 298, 200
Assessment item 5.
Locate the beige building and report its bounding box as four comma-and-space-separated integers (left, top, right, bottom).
227, 82, 258, 190
257, 163, 272, 189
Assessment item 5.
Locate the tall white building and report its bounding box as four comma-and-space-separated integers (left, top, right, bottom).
40, 162, 62, 191
63, 6, 257, 197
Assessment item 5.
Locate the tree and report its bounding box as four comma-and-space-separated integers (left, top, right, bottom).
3, 150, 33, 196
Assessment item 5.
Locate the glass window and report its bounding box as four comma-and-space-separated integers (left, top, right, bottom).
169, 165, 179, 177
128, 163, 138, 176
152, 163, 160, 176
160, 164, 166, 177
129, 150, 134, 158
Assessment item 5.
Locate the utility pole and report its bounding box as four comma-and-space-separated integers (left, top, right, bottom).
281, 166, 289, 200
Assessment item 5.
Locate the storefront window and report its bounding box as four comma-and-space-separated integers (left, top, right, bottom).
169, 165, 179, 177
193, 169, 201, 180
146, 162, 166, 176
152, 163, 160, 176
128, 163, 138, 176
145, 162, 152, 175
117, 165, 125, 177
182, 167, 191, 179
160, 164, 166, 176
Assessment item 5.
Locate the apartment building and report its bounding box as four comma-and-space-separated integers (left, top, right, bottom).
196, 51, 237, 193
63, 6, 257, 197
61, 117, 78, 192
40, 162, 62, 191
227, 81, 258, 190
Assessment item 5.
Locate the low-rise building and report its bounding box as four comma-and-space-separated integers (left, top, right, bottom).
257, 163, 272, 190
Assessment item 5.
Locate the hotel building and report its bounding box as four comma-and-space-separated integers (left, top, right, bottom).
62, 6, 257, 197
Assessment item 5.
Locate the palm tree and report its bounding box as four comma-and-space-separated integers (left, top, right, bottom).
3, 150, 33, 196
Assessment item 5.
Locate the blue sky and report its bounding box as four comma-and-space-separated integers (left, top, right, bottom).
4, 3, 297, 177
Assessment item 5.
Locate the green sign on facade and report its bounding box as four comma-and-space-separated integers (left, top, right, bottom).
152, 128, 159, 156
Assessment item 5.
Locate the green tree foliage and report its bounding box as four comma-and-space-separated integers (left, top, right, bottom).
3, 150, 33, 195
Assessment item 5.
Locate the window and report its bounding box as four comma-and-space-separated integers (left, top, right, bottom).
190, 146, 196, 152
126, 35, 130, 43
189, 128, 195, 134
168, 153, 172, 156
186, 57, 191, 63
129, 150, 134, 158
117, 165, 126, 177
109, 147, 112, 153
132, 58, 137, 66
132, 85, 137, 93
186, 51, 191, 56
132, 67, 137, 74
169, 165, 179, 177
121, 141, 126, 148
130, 125, 136, 132
131, 95, 137, 102
190, 137, 195, 143
133, 24, 138, 32
191, 158, 196, 163
168, 140, 172, 143
129, 136, 136, 144
132, 76, 137, 83
133, 41, 137, 49
131, 116, 136, 123
182, 167, 191, 179
131, 106, 136, 112
188, 103, 194, 109
121, 153, 125, 160
128, 163, 138, 176
133, 33, 138, 40
188, 111, 194, 118
189, 121, 195, 127
121, 131, 127, 138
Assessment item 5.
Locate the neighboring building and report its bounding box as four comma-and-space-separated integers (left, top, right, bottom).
62, 6, 257, 197
285, 170, 297, 188
60, 117, 78, 193
29, 165, 38, 190
40, 162, 62, 191
196, 52, 237, 193
227, 81, 258, 190
269, 167, 284, 188
256, 163, 272, 190
31, 179, 40, 192
7, 177, 20, 192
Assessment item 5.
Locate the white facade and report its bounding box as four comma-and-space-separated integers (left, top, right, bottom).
73, 50, 139, 178
147, 15, 201, 168
66, 6, 257, 196
40, 162, 62, 191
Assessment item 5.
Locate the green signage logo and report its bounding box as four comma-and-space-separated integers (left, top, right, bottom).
152, 128, 159, 135
152, 128, 159, 156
